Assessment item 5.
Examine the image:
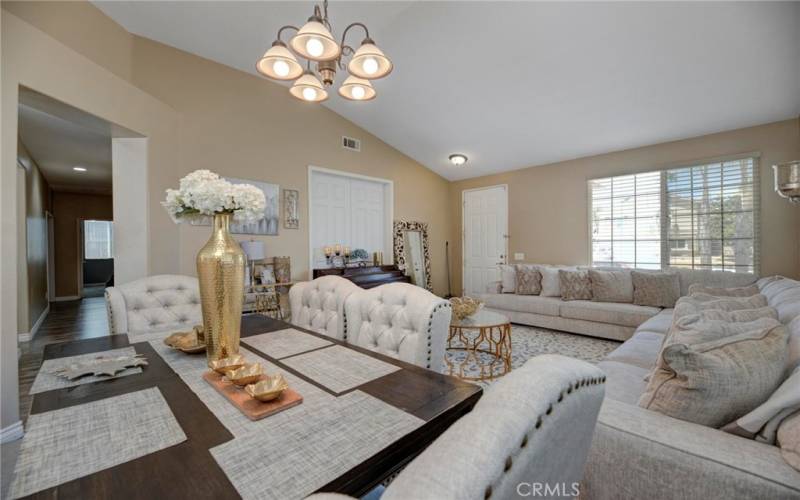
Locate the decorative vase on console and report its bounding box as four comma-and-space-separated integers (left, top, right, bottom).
162, 170, 266, 367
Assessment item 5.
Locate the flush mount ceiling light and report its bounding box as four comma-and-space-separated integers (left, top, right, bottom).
449, 154, 468, 166
256, 0, 393, 103
73, 166, 87, 172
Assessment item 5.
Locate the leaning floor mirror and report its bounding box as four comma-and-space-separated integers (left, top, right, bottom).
393, 220, 433, 291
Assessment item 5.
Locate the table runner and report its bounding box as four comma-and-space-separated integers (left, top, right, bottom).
242, 328, 332, 359
9, 387, 186, 499
210, 390, 424, 500
281, 345, 401, 394
149, 341, 335, 437
29, 347, 142, 395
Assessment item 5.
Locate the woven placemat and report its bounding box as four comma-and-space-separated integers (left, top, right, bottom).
30, 347, 142, 395
211, 390, 424, 500
9, 387, 186, 498
150, 341, 335, 437
242, 328, 332, 359
281, 345, 401, 394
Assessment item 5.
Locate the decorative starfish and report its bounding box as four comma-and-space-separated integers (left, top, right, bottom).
52, 355, 148, 380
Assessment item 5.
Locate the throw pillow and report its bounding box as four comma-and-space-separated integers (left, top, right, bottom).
589, 269, 633, 303
673, 295, 768, 321
688, 283, 761, 297
559, 270, 592, 301
723, 366, 800, 444
514, 264, 542, 295
679, 306, 778, 325
669, 317, 782, 346
631, 271, 681, 308
778, 410, 800, 472
639, 322, 789, 428
499, 264, 516, 293
539, 266, 563, 297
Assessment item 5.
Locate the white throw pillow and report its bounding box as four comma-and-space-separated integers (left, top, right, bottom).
499, 264, 516, 293
540, 266, 571, 297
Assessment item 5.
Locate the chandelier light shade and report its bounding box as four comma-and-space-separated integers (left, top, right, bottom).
256, 0, 392, 103
338, 76, 376, 101
290, 19, 340, 62
256, 42, 303, 80
290, 72, 328, 102
449, 154, 468, 166
348, 40, 393, 79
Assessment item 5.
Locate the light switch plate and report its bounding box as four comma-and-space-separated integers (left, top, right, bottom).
514, 253, 525, 261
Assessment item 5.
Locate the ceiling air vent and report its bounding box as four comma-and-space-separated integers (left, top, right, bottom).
342, 136, 361, 152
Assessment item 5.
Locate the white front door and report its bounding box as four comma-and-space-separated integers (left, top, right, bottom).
463, 185, 508, 295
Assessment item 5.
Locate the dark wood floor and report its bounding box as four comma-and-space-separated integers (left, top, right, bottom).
18, 297, 110, 422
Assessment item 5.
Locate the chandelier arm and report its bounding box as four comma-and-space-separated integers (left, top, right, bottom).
276, 25, 300, 43
340, 22, 371, 49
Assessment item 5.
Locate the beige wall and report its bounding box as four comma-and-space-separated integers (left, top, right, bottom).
129, 37, 452, 292
450, 119, 800, 294
52, 192, 113, 298
17, 139, 50, 332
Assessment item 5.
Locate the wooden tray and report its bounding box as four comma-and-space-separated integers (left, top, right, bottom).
202, 371, 303, 421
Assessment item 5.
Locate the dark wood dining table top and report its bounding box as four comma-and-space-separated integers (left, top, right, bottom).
25, 314, 483, 499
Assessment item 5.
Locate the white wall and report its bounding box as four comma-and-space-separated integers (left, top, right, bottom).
112, 137, 149, 285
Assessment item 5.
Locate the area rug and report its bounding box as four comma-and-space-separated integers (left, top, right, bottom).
443, 324, 620, 386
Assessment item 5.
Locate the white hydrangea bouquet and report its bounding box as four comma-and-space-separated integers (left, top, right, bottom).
162, 169, 266, 224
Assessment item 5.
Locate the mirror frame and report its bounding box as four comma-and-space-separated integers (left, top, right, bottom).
393, 220, 433, 292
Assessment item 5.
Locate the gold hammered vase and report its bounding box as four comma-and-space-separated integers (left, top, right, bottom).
197, 213, 246, 367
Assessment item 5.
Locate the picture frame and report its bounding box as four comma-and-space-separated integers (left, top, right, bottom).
283, 189, 299, 229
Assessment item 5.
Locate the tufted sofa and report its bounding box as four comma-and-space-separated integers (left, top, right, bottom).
105, 275, 202, 343
289, 275, 361, 340
344, 282, 452, 372
308, 355, 606, 500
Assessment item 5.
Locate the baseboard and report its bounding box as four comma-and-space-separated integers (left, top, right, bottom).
53, 295, 81, 302
18, 304, 51, 342
0, 421, 24, 443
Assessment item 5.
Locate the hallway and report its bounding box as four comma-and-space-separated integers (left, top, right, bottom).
17, 297, 109, 422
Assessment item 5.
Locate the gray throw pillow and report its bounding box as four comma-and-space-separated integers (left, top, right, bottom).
559, 270, 592, 301
631, 271, 680, 308
514, 264, 542, 295
639, 322, 789, 428
688, 283, 761, 297
589, 269, 633, 303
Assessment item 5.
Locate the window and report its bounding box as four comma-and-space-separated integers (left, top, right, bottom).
84, 220, 114, 260
589, 156, 758, 273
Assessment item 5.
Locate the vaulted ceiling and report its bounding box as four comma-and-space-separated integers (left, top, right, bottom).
94, 1, 800, 181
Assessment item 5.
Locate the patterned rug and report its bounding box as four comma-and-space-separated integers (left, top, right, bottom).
442, 324, 620, 386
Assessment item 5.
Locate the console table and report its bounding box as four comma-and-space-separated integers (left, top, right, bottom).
313, 265, 411, 289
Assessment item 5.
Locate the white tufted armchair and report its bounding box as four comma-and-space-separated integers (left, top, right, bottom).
308, 355, 606, 500
105, 275, 202, 343
289, 275, 361, 340
344, 282, 452, 371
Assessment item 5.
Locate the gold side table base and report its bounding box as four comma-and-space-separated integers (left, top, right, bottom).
446, 323, 512, 381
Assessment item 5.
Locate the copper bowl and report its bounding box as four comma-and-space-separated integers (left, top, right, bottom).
209, 354, 246, 375
226, 363, 264, 386
245, 374, 289, 402
164, 330, 206, 353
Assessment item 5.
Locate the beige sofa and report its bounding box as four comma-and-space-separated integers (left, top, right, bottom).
583, 276, 800, 499
476, 266, 757, 341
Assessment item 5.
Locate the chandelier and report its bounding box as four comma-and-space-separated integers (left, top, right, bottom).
256, 0, 393, 103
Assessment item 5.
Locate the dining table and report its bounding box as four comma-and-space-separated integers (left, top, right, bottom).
18, 314, 483, 499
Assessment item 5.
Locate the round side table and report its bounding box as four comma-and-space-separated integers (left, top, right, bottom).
446, 309, 512, 381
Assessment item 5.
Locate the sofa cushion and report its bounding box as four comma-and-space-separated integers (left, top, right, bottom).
539, 266, 564, 297
514, 264, 542, 295
675, 306, 778, 326
559, 269, 592, 301
674, 267, 758, 296
604, 330, 664, 369
778, 410, 800, 472
632, 271, 681, 308
688, 283, 761, 297
597, 360, 650, 405
639, 322, 789, 428
636, 308, 674, 335
589, 269, 633, 303
480, 293, 561, 316
559, 300, 660, 328
499, 264, 516, 293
